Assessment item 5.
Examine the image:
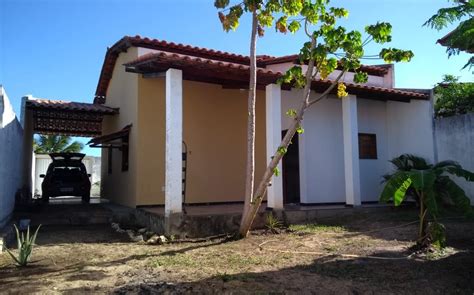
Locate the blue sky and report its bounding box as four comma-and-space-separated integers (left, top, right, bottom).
1, 0, 472, 156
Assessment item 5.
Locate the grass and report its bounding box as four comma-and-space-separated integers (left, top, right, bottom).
289, 223, 347, 233
150, 253, 199, 268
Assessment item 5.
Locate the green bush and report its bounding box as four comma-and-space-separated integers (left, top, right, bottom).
434, 75, 474, 117
381, 154, 473, 247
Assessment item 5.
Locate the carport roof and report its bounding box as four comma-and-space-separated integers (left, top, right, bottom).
26, 99, 118, 137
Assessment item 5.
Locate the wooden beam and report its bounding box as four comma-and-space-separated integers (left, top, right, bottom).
143, 72, 167, 79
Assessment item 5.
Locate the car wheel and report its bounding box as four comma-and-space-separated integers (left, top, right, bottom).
82, 193, 90, 204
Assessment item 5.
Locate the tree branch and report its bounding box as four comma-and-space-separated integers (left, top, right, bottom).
307, 70, 346, 107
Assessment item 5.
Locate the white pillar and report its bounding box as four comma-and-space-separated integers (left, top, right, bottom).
265, 84, 284, 210
165, 68, 183, 216
342, 94, 361, 206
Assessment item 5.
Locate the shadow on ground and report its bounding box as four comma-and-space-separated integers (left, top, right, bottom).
111, 249, 474, 294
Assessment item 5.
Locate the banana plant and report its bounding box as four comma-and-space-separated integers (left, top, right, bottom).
381, 154, 473, 247
6, 224, 41, 266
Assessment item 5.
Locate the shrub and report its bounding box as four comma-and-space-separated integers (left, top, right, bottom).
381, 154, 473, 247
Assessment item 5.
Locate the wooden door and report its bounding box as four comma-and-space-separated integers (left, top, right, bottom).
282, 130, 300, 204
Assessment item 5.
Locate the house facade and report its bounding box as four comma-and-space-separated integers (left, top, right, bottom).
93, 36, 435, 217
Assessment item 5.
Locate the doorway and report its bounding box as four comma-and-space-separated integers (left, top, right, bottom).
282, 130, 300, 204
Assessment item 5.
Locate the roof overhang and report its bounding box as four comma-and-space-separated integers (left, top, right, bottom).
124, 51, 429, 102
88, 124, 131, 148
26, 99, 118, 137
94, 35, 395, 103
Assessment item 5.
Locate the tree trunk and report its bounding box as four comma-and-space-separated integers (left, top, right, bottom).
241, 11, 259, 230
239, 35, 318, 238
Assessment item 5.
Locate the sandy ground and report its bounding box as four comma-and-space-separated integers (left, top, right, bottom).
1, 210, 473, 294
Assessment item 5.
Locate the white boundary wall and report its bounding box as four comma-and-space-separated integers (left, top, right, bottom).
435, 113, 474, 204
33, 154, 101, 197
0, 86, 23, 227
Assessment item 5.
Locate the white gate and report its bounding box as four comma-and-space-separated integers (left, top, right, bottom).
33, 154, 99, 197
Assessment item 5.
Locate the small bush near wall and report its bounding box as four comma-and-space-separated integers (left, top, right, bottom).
434, 75, 474, 118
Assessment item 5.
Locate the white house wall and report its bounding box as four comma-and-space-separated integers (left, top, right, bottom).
357, 98, 389, 202
282, 87, 434, 205
386, 99, 435, 164
281, 89, 346, 204
0, 87, 23, 228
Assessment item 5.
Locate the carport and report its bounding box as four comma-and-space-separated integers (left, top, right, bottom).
20, 97, 118, 198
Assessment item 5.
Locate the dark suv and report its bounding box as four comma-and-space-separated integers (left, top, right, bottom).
40, 153, 91, 203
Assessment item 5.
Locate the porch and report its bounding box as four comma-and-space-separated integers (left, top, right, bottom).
130, 202, 396, 238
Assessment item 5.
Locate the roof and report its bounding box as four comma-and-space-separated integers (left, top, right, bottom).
123, 50, 428, 102
94, 35, 394, 102
260, 54, 388, 76
27, 99, 118, 114
26, 99, 118, 137
88, 124, 131, 148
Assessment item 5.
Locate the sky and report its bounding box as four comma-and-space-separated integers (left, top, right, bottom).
1, 0, 472, 156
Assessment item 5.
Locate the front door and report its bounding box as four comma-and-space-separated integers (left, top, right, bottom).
282, 130, 300, 204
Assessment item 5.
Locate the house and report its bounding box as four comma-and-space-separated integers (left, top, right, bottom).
88, 35, 435, 220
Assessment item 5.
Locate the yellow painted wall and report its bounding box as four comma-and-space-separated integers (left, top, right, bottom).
135, 76, 166, 205
134, 78, 267, 206
182, 81, 267, 204
101, 48, 139, 207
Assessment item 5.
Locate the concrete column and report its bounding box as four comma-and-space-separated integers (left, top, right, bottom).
21, 96, 34, 194
265, 84, 284, 210
342, 94, 361, 206
165, 68, 183, 217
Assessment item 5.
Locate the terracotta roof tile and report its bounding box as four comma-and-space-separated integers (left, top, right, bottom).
94, 35, 393, 101
27, 99, 119, 114
124, 50, 428, 101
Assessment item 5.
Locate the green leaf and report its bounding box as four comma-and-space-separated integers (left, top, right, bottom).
296, 125, 304, 134
214, 0, 230, 9
275, 16, 288, 33
286, 109, 297, 118
273, 167, 280, 176
394, 177, 413, 206
330, 7, 349, 18
277, 146, 287, 156
379, 48, 414, 63
380, 171, 410, 204
365, 22, 392, 43
281, 0, 303, 16
407, 169, 437, 191
353, 71, 368, 84
288, 20, 301, 33
442, 178, 472, 214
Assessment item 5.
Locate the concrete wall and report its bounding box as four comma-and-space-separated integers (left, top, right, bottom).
103, 47, 267, 207
435, 113, 474, 204
0, 87, 23, 227
281, 90, 346, 204
357, 98, 389, 202
102, 48, 139, 207
281, 88, 435, 205
386, 99, 435, 163
134, 77, 267, 206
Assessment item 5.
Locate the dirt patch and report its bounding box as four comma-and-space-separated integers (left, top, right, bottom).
1, 211, 473, 294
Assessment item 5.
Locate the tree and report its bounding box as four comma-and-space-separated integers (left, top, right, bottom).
34, 135, 84, 154
434, 74, 474, 117
381, 154, 473, 248
424, 0, 474, 69
216, 0, 414, 237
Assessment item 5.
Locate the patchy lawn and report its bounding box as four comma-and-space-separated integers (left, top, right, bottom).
1, 210, 474, 294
